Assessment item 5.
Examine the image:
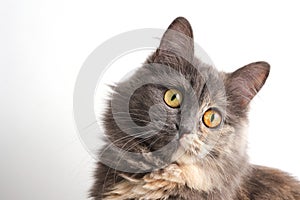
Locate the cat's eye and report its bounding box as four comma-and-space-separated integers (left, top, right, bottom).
203, 109, 222, 128
164, 89, 182, 108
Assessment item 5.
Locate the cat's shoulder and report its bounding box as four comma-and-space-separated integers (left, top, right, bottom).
237, 165, 300, 200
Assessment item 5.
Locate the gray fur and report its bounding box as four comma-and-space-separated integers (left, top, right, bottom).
90, 17, 300, 200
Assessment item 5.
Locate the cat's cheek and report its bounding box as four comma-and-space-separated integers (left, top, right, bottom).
197, 124, 211, 140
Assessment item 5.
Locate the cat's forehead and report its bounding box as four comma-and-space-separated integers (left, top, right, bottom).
142, 59, 220, 93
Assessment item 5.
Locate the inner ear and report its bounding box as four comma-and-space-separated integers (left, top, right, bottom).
226, 61, 270, 110
153, 17, 194, 66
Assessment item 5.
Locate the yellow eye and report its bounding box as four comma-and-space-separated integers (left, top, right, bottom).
164, 89, 182, 108
203, 109, 222, 128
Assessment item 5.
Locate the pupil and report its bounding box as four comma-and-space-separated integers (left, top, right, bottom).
171, 94, 177, 101
211, 113, 215, 122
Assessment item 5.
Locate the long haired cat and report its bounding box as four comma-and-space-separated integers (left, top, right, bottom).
90, 17, 300, 200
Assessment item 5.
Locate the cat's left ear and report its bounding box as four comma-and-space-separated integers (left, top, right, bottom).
226, 61, 270, 110
154, 17, 194, 64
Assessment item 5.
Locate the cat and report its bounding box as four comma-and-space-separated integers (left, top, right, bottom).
90, 17, 300, 200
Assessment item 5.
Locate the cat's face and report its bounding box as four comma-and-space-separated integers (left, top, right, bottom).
102, 17, 270, 171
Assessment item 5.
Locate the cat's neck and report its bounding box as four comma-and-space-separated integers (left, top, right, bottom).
103, 152, 250, 200
175, 151, 251, 196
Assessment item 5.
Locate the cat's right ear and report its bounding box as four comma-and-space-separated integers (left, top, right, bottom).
153, 17, 194, 65
226, 61, 270, 111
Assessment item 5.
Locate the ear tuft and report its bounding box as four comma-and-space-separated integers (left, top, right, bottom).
167, 17, 193, 39
226, 61, 270, 109
154, 17, 194, 65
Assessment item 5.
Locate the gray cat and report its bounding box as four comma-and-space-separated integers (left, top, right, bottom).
90, 17, 300, 200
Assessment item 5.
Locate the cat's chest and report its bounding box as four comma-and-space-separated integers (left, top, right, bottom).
103, 163, 213, 200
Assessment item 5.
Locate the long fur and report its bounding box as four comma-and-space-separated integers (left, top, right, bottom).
90, 17, 300, 200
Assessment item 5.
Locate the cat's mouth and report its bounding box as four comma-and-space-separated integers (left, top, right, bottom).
178, 133, 194, 149
171, 132, 211, 164
178, 133, 202, 152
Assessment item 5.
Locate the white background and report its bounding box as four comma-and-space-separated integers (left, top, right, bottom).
1, 1, 300, 200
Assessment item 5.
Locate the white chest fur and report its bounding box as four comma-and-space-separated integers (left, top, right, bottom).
103, 160, 214, 200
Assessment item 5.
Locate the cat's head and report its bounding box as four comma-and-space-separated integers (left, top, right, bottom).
101, 17, 270, 172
